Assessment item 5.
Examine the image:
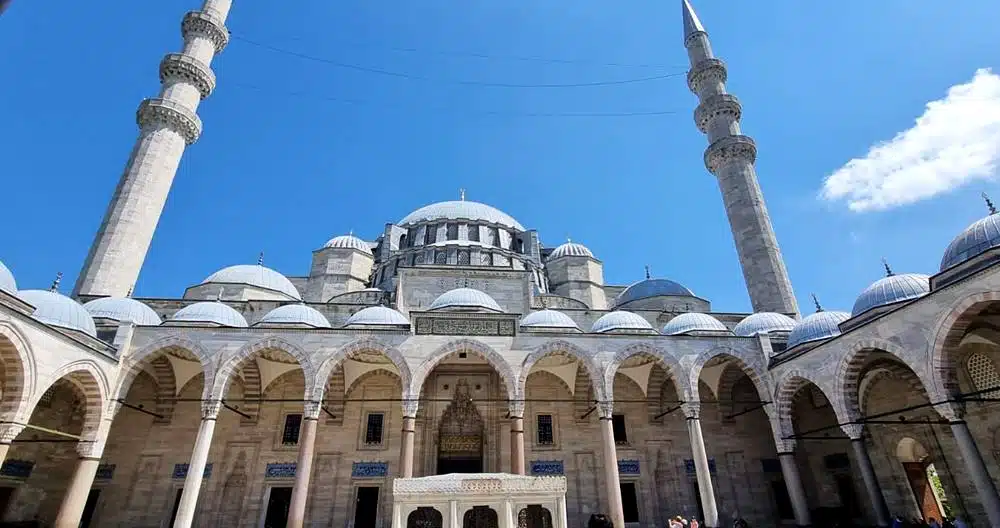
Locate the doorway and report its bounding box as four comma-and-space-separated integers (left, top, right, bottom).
437, 379, 485, 475
263, 486, 292, 528
0, 487, 14, 520
690, 481, 705, 521
80, 489, 100, 528
354, 487, 380, 528
620, 483, 640, 524
168, 488, 184, 525
463, 506, 498, 528
770, 480, 794, 520
897, 437, 949, 521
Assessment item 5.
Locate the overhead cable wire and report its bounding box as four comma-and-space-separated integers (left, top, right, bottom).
229, 81, 682, 118
230, 34, 688, 88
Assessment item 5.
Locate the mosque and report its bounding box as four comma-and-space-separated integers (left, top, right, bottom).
3, 1, 1000, 527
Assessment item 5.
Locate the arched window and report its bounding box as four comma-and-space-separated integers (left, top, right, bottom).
967, 352, 1000, 397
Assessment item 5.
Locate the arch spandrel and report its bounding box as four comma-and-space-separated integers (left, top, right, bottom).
605, 342, 689, 402
116, 335, 214, 403
0, 322, 36, 424
836, 338, 943, 422
31, 360, 110, 444
772, 368, 844, 443
687, 345, 770, 405
212, 336, 318, 401
519, 340, 603, 401
313, 336, 413, 402
410, 338, 517, 402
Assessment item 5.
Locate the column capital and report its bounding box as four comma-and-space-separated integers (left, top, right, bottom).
681, 401, 701, 419
0, 423, 24, 444
840, 423, 864, 440
202, 399, 222, 420
597, 400, 615, 419
508, 399, 525, 419
934, 401, 964, 421
773, 438, 796, 454
401, 398, 420, 418
303, 401, 321, 420
77, 439, 106, 459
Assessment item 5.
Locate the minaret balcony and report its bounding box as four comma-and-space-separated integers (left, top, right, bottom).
694, 94, 742, 133
687, 58, 727, 94
136, 98, 203, 144
182, 11, 229, 53
703, 135, 757, 174
160, 53, 216, 99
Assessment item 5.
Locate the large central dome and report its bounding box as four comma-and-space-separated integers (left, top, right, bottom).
398, 200, 524, 231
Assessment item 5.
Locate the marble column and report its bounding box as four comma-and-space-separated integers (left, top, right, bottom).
53, 441, 104, 528
599, 402, 625, 528
449, 501, 460, 528
502, 500, 516, 528
850, 436, 890, 527
556, 496, 569, 528
777, 452, 811, 527
287, 401, 321, 528
400, 399, 419, 478
0, 423, 24, 468
950, 420, 1000, 527
683, 403, 719, 528
173, 400, 220, 528
510, 401, 526, 475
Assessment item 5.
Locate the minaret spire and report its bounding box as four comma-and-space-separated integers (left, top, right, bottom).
72, 0, 232, 299
684, 0, 799, 316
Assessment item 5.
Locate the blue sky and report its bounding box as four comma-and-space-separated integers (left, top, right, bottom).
1, 0, 998, 313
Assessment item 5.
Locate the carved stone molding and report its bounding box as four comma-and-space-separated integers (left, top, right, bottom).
159, 53, 216, 99
686, 58, 727, 94
703, 134, 757, 174
303, 401, 321, 420
77, 439, 106, 459
694, 94, 742, 133
508, 400, 525, 419
401, 398, 420, 418
182, 11, 229, 53
681, 402, 701, 420
597, 401, 615, 420
393, 473, 567, 496
136, 97, 203, 144
0, 424, 24, 444
202, 399, 222, 420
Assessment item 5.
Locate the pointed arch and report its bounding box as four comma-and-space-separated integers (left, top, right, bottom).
313, 336, 412, 401
212, 336, 317, 400
346, 368, 403, 397
411, 339, 516, 401
773, 369, 837, 441
116, 335, 212, 403
239, 358, 262, 424
688, 345, 770, 404
931, 291, 1000, 403
836, 338, 936, 422
0, 322, 35, 424
35, 360, 109, 443
148, 356, 177, 424
606, 342, 689, 402
519, 340, 602, 400
524, 369, 574, 397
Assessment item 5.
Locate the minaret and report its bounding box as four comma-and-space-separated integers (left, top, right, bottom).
73, 0, 231, 298
683, 0, 799, 316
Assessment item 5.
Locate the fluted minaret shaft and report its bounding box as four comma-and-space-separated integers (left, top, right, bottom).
683, 0, 799, 316
73, 0, 231, 298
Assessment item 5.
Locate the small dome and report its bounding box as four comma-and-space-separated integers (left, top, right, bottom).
733, 312, 797, 337
323, 235, 373, 255
616, 278, 695, 307
258, 304, 331, 329
787, 311, 851, 349
0, 260, 16, 293
18, 290, 97, 337
521, 309, 580, 330
170, 302, 248, 328
852, 273, 930, 317
428, 288, 503, 312
548, 242, 594, 260
941, 213, 1000, 270
399, 200, 525, 231
345, 306, 410, 326
201, 264, 301, 300
84, 297, 162, 326
591, 310, 655, 334
662, 312, 728, 335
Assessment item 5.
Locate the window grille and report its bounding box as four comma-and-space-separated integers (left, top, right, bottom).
458, 250, 471, 266
968, 352, 1000, 397
282, 414, 302, 445
536, 415, 554, 445
468, 226, 480, 242
434, 251, 448, 265
447, 223, 458, 240
365, 413, 385, 445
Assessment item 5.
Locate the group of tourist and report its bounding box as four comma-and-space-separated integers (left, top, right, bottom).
667, 516, 707, 528
891, 516, 968, 528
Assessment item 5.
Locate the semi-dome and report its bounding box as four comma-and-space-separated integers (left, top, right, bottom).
170, 302, 248, 328
591, 310, 655, 334
201, 264, 301, 300
941, 212, 1000, 270
399, 200, 525, 231
852, 273, 930, 317
345, 306, 410, 326
84, 297, 162, 326
662, 312, 728, 335
616, 278, 695, 306
520, 309, 580, 330
258, 304, 331, 329
787, 311, 850, 349
548, 241, 593, 260
428, 288, 503, 312
0, 260, 16, 293
733, 312, 796, 337
323, 234, 373, 254
18, 290, 97, 337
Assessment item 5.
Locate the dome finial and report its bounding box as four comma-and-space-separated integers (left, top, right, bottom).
126, 285, 134, 298
811, 293, 823, 313
644, 265, 651, 280
257, 251, 264, 266
49, 272, 63, 292
566, 235, 572, 243
460, 188, 466, 201
349, 229, 354, 237
881, 257, 893, 277
984, 192, 998, 215
217, 287, 225, 302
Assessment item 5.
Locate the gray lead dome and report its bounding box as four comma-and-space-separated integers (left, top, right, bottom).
428, 288, 503, 312
19, 290, 98, 337
851, 274, 930, 317
84, 297, 162, 326
201, 264, 301, 300
0, 260, 16, 294
662, 312, 728, 335
398, 200, 525, 231
940, 213, 1000, 270
732, 312, 796, 337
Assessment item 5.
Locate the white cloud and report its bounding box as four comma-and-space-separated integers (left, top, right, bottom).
821, 68, 1000, 212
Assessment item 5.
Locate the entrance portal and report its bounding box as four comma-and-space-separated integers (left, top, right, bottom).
897, 437, 948, 521
263, 486, 292, 528
437, 379, 484, 475
463, 506, 499, 528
